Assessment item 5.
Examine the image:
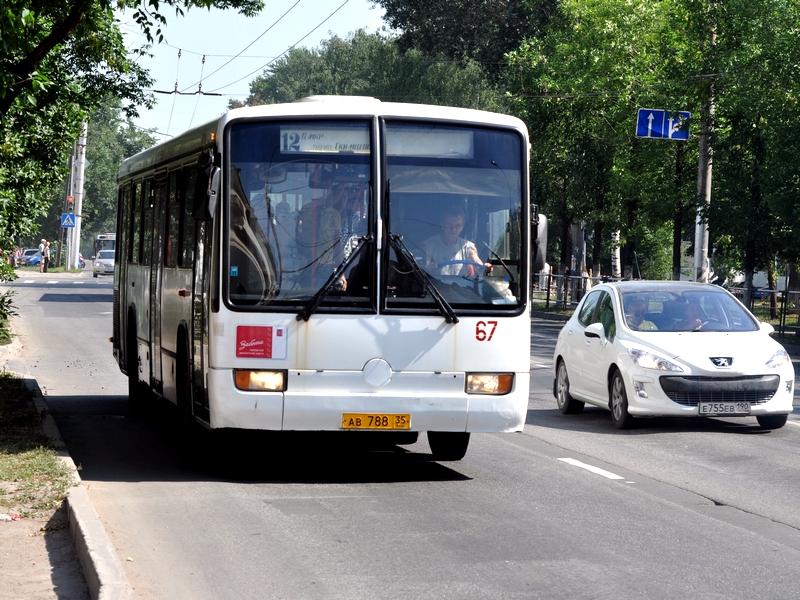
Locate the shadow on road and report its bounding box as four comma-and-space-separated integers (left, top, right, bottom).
47, 393, 472, 486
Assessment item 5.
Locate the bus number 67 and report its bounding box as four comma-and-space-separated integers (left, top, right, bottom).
476, 320, 498, 341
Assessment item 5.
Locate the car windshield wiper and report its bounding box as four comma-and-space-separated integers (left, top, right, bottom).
389, 233, 459, 324
296, 234, 373, 322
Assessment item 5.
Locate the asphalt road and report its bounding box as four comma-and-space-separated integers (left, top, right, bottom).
6, 271, 800, 599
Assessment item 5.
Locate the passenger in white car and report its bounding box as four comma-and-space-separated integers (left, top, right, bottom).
625, 296, 658, 331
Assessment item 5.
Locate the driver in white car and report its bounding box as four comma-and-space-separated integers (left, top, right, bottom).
421, 208, 492, 277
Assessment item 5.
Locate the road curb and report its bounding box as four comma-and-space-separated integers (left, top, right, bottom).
26, 380, 134, 600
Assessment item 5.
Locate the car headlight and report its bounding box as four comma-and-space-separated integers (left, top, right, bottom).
628, 348, 684, 372
766, 349, 791, 369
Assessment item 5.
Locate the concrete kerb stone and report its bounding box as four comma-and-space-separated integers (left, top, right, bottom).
25, 379, 133, 600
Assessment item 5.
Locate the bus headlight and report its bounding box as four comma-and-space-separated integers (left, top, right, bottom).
466, 373, 513, 395
234, 370, 286, 392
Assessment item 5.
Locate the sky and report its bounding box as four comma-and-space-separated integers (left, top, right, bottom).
118, 0, 387, 142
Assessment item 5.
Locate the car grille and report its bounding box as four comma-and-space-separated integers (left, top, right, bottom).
659, 375, 780, 406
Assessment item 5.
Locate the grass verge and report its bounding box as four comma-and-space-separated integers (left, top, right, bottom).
0, 369, 75, 519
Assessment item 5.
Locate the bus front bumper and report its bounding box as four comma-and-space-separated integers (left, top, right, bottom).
206, 368, 529, 433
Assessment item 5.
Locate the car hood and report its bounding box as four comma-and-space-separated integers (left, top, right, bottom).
628, 331, 787, 373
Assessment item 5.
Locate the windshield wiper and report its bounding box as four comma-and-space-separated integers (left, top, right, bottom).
296, 234, 373, 322
389, 233, 459, 324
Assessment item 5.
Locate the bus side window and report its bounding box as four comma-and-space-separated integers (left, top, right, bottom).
180, 167, 199, 267
165, 171, 180, 267
130, 182, 142, 264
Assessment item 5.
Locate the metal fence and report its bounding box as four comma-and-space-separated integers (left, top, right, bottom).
728, 288, 800, 337
531, 273, 622, 309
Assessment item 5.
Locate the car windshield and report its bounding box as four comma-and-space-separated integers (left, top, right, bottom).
620, 287, 759, 332
98, 250, 115, 260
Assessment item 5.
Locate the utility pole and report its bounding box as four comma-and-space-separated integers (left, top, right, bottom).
57, 145, 75, 269
693, 6, 716, 283
68, 123, 87, 270
693, 98, 713, 282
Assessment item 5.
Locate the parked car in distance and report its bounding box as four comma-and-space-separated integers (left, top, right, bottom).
92, 250, 114, 277
553, 281, 794, 430
20, 248, 40, 266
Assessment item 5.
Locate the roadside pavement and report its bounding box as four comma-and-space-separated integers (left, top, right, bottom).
0, 270, 132, 600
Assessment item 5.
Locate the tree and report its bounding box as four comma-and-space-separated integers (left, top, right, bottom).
0, 0, 263, 251
507, 0, 700, 280
0, 0, 263, 118
235, 29, 506, 112
372, 0, 559, 80
33, 100, 156, 256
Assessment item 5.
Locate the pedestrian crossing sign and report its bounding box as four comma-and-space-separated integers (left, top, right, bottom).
61, 213, 75, 228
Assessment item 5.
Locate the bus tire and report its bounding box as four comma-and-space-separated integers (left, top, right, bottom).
428, 431, 470, 461
127, 325, 147, 416
176, 331, 196, 434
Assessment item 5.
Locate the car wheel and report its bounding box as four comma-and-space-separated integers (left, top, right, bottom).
756, 414, 788, 430
556, 360, 584, 414
428, 432, 470, 461
609, 370, 634, 430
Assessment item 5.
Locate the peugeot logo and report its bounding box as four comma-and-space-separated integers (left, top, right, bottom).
710, 357, 733, 368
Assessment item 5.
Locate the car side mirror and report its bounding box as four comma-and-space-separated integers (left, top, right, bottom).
584, 322, 605, 339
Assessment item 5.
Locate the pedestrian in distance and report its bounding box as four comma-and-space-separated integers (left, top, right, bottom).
38, 239, 46, 273
43, 241, 51, 272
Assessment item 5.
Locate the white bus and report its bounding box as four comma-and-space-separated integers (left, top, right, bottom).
113, 96, 545, 460
93, 233, 116, 258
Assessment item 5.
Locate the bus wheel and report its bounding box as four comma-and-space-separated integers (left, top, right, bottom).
176, 342, 194, 429
428, 431, 470, 461
127, 336, 147, 416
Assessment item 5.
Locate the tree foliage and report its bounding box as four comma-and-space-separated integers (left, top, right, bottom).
0, 0, 263, 251
235, 29, 506, 111
505, 0, 800, 283
372, 0, 559, 80
32, 100, 156, 254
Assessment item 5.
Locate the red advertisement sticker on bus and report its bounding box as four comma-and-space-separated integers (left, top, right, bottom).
236, 326, 287, 359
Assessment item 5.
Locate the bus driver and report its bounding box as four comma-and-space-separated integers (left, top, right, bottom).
421, 208, 492, 277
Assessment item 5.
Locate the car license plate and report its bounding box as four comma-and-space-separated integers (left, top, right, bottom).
698, 401, 751, 416
341, 413, 411, 430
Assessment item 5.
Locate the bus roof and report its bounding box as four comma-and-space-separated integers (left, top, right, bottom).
119, 96, 528, 179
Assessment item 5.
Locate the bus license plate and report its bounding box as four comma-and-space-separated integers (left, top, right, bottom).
342, 413, 411, 430
698, 402, 751, 416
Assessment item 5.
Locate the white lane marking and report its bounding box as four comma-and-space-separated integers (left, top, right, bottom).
788, 420, 800, 427
558, 457, 626, 480
72, 281, 85, 284
24, 280, 34, 284
46, 280, 57, 284
531, 362, 549, 369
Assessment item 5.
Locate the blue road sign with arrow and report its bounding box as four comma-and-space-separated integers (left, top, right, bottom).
61, 213, 75, 228
636, 108, 690, 140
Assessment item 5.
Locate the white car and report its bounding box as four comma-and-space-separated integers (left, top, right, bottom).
93, 250, 115, 277
553, 281, 794, 429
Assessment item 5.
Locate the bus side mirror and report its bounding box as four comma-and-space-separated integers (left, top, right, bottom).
194, 167, 220, 221
532, 211, 547, 273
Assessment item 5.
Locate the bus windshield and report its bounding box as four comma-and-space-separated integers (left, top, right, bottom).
225, 119, 524, 313
227, 121, 372, 308
385, 122, 523, 312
